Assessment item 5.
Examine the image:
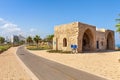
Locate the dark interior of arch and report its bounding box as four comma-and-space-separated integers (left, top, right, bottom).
107, 32, 113, 50
82, 29, 93, 51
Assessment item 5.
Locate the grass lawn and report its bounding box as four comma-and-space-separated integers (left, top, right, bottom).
47, 50, 71, 54
26, 45, 52, 50
0, 45, 11, 53
26, 45, 72, 54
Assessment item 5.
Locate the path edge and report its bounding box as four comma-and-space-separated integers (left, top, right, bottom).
26, 48, 111, 80
14, 46, 39, 80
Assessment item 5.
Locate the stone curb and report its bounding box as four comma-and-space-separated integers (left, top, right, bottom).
14, 47, 39, 80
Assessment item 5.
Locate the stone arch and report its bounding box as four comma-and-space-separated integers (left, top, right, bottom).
63, 38, 67, 47
82, 28, 94, 51
106, 32, 114, 50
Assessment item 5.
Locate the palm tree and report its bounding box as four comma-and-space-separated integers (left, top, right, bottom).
116, 23, 120, 32
26, 36, 33, 45
0, 37, 5, 45
33, 35, 41, 48
115, 14, 120, 37
45, 34, 54, 43
44, 34, 54, 48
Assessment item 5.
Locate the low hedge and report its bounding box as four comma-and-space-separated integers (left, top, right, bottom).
47, 50, 71, 54
0, 45, 11, 54
26, 45, 52, 50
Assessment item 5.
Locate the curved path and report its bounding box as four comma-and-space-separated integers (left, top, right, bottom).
16, 46, 106, 80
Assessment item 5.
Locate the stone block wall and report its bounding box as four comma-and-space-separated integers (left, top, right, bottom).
53, 22, 79, 51
96, 31, 106, 50
53, 22, 115, 52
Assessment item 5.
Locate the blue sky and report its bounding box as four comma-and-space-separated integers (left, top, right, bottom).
0, 0, 120, 44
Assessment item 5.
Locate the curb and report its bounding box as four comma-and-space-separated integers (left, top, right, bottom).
14, 47, 39, 80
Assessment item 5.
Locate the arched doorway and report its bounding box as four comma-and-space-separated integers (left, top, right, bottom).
82, 29, 94, 51
106, 32, 114, 50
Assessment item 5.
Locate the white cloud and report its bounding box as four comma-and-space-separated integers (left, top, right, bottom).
0, 18, 7, 24
30, 28, 37, 32
0, 18, 45, 38
0, 18, 22, 36
1, 23, 21, 32
0, 18, 4, 22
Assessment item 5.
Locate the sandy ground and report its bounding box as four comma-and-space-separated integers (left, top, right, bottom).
28, 50, 120, 80
0, 47, 31, 80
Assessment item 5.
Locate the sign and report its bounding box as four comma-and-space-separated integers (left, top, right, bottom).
71, 44, 77, 49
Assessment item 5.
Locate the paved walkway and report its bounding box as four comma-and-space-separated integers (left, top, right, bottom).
29, 49, 120, 80
0, 47, 31, 80
16, 46, 106, 80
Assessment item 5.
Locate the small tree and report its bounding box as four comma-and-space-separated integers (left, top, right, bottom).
44, 34, 54, 48
44, 34, 54, 43
0, 37, 5, 45
19, 40, 25, 45
115, 14, 120, 37
33, 35, 41, 48
26, 36, 33, 45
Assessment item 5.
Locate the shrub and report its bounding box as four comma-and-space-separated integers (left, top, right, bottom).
0, 45, 11, 54
47, 50, 71, 54
26, 44, 52, 50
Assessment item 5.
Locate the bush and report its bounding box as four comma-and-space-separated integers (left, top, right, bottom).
47, 50, 71, 54
0, 45, 11, 54
26, 45, 51, 50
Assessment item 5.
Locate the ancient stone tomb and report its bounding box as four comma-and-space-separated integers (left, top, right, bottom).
53, 22, 115, 52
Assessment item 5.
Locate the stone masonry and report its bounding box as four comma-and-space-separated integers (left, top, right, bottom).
53, 22, 115, 53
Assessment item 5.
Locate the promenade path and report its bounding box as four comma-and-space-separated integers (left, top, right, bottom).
0, 47, 31, 80
29, 49, 120, 80
17, 46, 106, 80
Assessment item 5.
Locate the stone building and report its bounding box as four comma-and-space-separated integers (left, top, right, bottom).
53, 22, 115, 52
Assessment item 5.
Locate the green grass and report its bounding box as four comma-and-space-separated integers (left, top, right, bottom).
26, 45, 51, 50
0, 45, 11, 53
26, 45, 72, 54
47, 50, 71, 54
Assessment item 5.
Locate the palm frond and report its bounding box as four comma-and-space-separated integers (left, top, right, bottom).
116, 23, 120, 27
115, 18, 120, 21
116, 27, 120, 32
